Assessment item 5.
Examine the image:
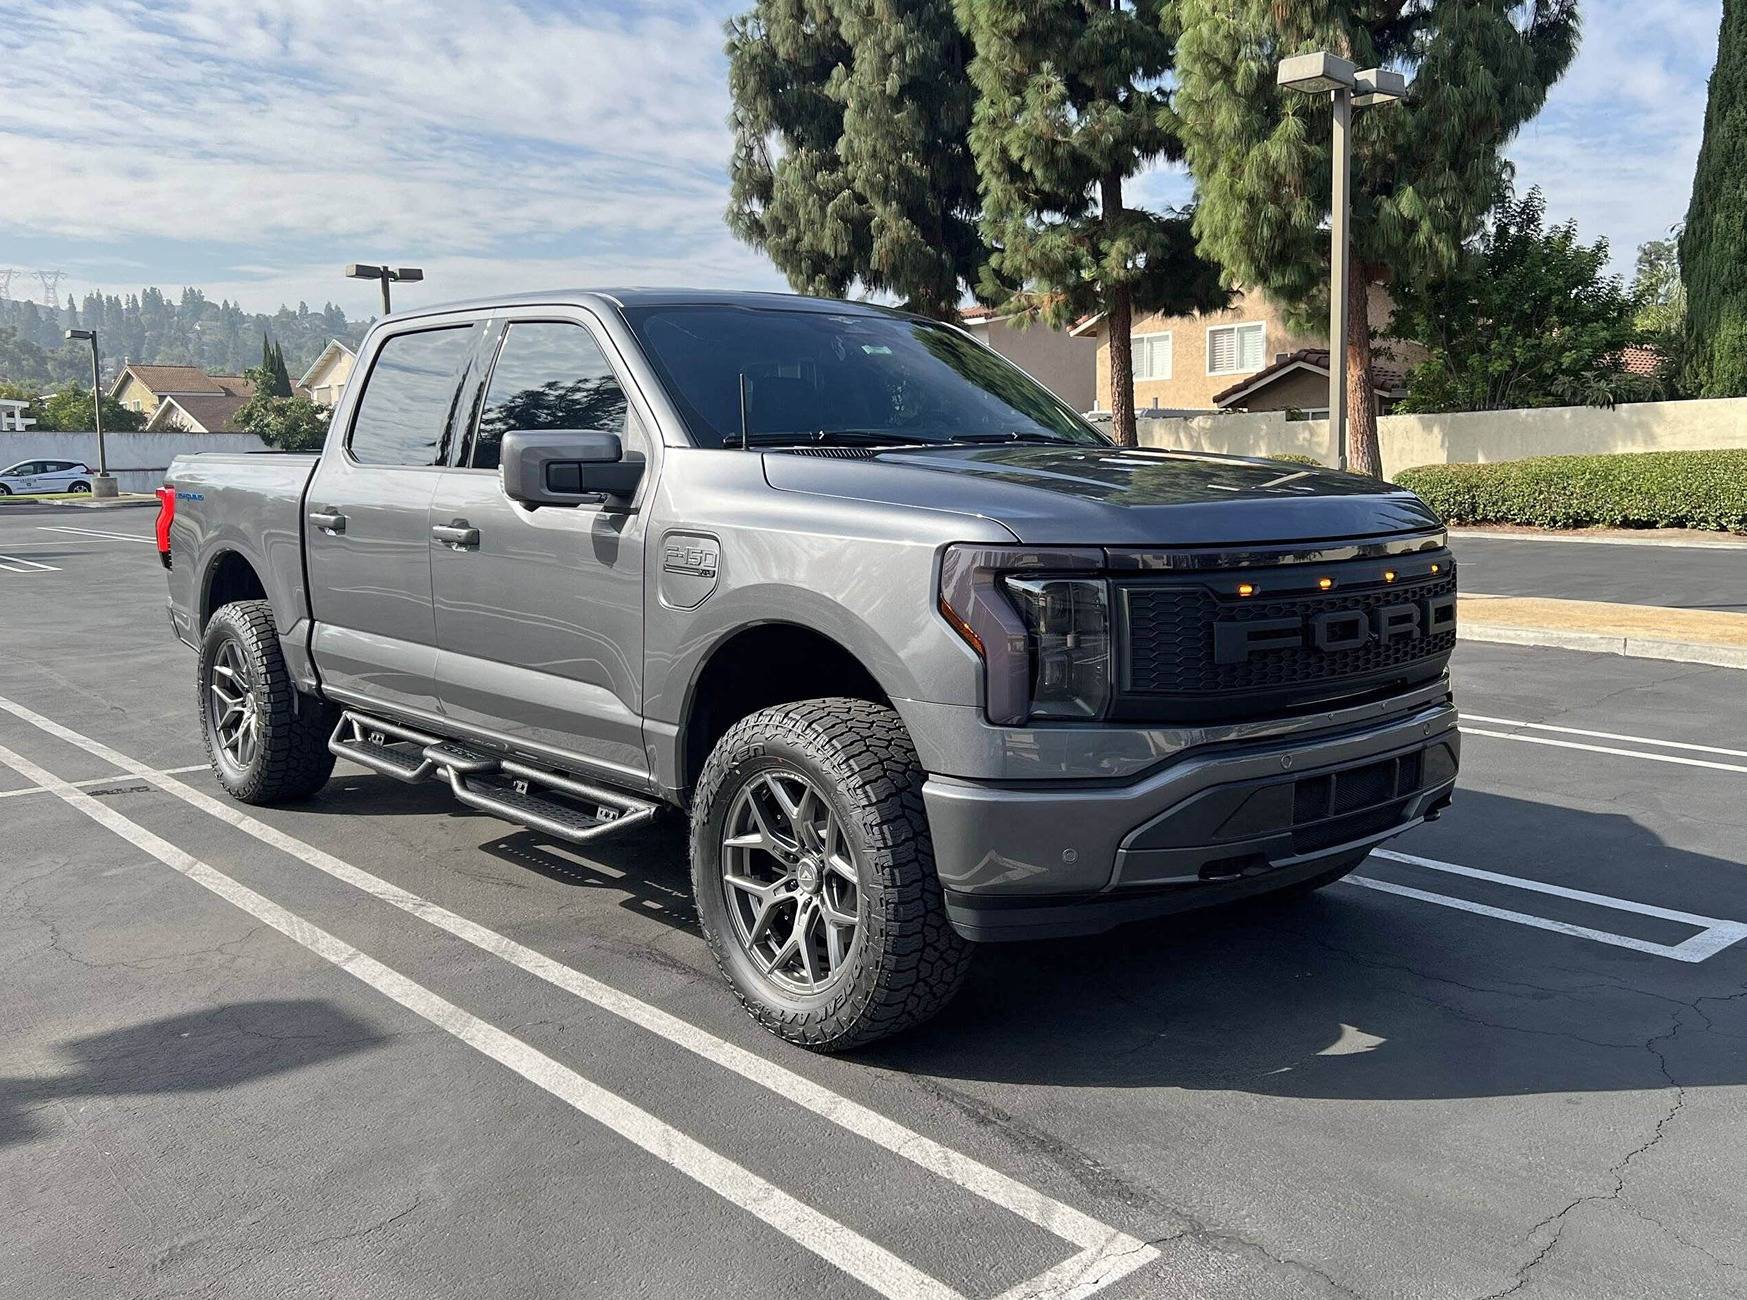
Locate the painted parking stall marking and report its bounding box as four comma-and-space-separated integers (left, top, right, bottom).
0, 693, 1159, 1300
1465, 713, 1747, 773
0, 552, 59, 574
1348, 848, 1747, 963
35, 525, 156, 544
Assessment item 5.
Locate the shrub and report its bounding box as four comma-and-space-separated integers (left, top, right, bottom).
1262, 452, 1326, 467
1395, 449, 1747, 533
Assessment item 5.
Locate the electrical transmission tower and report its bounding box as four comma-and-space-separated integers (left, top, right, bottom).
0, 269, 17, 301
35, 269, 67, 306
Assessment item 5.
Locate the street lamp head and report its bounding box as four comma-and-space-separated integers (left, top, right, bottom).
345, 263, 386, 280
1353, 67, 1408, 107
1277, 51, 1357, 95
393, 268, 424, 283
65, 328, 95, 341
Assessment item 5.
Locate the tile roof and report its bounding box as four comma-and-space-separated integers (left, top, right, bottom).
118, 364, 228, 395
1616, 343, 1663, 377
1212, 348, 1406, 408
161, 393, 251, 432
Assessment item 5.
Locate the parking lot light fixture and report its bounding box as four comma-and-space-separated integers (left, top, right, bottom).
64, 328, 116, 498
346, 263, 424, 316
1277, 52, 1408, 472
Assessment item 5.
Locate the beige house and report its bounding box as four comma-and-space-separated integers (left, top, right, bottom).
110, 364, 237, 418
1075, 285, 1414, 416
144, 391, 253, 433
299, 340, 357, 409
959, 308, 1098, 411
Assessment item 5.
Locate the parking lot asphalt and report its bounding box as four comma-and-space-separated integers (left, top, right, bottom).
4, 509, 1747, 1300
1450, 532, 1747, 612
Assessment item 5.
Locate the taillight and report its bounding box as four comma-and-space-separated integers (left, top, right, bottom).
155, 486, 175, 569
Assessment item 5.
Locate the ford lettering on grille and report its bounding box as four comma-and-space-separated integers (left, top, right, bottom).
1213, 592, 1457, 665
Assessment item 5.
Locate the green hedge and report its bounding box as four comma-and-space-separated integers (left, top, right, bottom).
1395, 449, 1747, 533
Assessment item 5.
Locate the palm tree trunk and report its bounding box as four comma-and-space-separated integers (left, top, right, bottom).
1345, 263, 1383, 478
1101, 170, 1137, 447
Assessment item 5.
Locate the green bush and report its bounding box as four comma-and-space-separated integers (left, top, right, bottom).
1395, 449, 1747, 533
1262, 452, 1326, 467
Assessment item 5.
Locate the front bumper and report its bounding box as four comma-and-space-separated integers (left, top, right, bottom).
923, 703, 1458, 941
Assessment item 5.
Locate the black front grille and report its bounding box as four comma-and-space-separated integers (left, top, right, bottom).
1118, 555, 1456, 721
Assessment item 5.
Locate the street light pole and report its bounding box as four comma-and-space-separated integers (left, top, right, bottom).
345, 264, 424, 316
65, 328, 115, 497
1276, 53, 1406, 474
1328, 86, 1352, 472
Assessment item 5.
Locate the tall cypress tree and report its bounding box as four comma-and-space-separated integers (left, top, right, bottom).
1681, 0, 1747, 397
1175, 0, 1578, 475
726, 0, 987, 319
956, 0, 1225, 447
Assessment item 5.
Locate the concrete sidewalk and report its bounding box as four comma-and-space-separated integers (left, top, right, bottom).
1459, 594, 1747, 670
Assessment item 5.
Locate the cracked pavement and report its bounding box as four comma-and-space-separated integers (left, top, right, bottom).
3, 515, 1747, 1298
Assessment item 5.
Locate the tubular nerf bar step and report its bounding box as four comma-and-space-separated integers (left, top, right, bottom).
328, 709, 659, 845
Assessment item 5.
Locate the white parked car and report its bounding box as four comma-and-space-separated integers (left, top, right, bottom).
0, 459, 95, 495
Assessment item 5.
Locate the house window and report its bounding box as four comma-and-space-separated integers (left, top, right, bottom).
1207, 322, 1265, 376
1133, 332, 1172, 382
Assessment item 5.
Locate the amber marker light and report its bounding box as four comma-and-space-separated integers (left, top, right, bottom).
1430, 562, 1442, 574
1383, 569, 1397, 583
1318, 576, 1335, 590
938, 594, 985, 657
1237, 582, 1257, 597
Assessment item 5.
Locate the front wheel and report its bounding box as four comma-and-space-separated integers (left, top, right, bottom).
198, 599, 338, 804
691, 698, 972, 1051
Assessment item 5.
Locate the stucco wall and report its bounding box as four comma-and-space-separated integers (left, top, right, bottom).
1131, 397, 1747, 478
0, 430, 269, 492
968, 318, 1097, 411
1095, 285, 1409, 414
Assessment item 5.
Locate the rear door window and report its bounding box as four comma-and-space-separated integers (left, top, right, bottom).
349, 325, 480, 466
471, 322, 630, 471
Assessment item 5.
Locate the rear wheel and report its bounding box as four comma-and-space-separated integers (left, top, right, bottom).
67, 480, 91, 494
198, 600, 338, 804
691, 698, 972, 1051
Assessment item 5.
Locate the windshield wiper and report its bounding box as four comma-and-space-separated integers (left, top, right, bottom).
945, 430, 1078, 445
721, 429, 924, 449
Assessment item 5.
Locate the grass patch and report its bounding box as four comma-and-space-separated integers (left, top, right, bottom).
1396, 449, 1747, 533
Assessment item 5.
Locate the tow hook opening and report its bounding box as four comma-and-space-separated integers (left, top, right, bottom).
1199, 853, 1273, 881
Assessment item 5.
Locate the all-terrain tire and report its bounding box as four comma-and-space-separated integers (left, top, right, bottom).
690, 698, 972, 1052
198, 599, 338, 804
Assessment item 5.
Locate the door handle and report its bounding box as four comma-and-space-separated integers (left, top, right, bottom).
432, 521, 481, 549
308, 508, 346, 533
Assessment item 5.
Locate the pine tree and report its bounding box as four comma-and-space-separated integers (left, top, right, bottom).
956, 0, 1226, 447
1681, 0, 1747, 397
726, 0, 988, 319
1175, 0, 1578, 476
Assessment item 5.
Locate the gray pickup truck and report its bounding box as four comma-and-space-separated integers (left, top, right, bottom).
159, 289, 1459, 1049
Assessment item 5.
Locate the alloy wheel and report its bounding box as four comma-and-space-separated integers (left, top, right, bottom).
720, 770, 862, 995
208, 638, 263, 769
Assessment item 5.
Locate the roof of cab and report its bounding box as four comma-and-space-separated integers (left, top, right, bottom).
383, 288, 903, 322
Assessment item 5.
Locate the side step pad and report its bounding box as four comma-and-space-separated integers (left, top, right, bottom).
328, 709, 658, 846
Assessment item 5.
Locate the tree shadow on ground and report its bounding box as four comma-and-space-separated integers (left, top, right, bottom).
0, 999, 386, 1148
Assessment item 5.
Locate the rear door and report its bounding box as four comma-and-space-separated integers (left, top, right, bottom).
428, 311, 653, 783
304, 321, 483, 718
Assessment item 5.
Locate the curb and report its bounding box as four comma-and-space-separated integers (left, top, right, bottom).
1451, 529, 1747, 551
1458, 625, 1747, 671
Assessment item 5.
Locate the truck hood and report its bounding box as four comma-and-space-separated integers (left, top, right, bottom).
761, 444, 1441, 546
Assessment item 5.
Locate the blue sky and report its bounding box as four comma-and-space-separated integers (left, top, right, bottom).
0, 0, 1722, 319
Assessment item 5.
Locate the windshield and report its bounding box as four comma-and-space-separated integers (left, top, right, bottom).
620, 304, 1109, 448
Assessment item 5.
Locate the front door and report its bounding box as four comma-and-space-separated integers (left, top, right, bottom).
304, 321, 482, 718
429, 315, 651, 783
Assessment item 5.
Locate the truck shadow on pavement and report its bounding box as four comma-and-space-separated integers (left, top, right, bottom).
311, 775, 1747, 1103
0, 1000, 386, 1149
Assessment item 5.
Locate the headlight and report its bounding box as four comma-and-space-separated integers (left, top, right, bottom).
1001, 576, 1111, 719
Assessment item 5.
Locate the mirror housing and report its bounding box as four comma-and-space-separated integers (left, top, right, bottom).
500, 430, 644, 507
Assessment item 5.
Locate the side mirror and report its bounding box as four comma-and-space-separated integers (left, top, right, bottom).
500, 430, 644, 507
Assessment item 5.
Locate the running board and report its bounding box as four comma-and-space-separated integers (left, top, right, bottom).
328, 710, 659, 845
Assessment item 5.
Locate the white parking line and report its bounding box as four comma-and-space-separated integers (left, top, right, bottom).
0, 735, 965, 1300
0, 693, 1158, 1300
35, 526, 154, 544
1465, 713, 1747, 760
0, 764, 207, 801
1463, 726, 1747, 775
1350, 848, 1747, 963
0, 553, 59, 573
